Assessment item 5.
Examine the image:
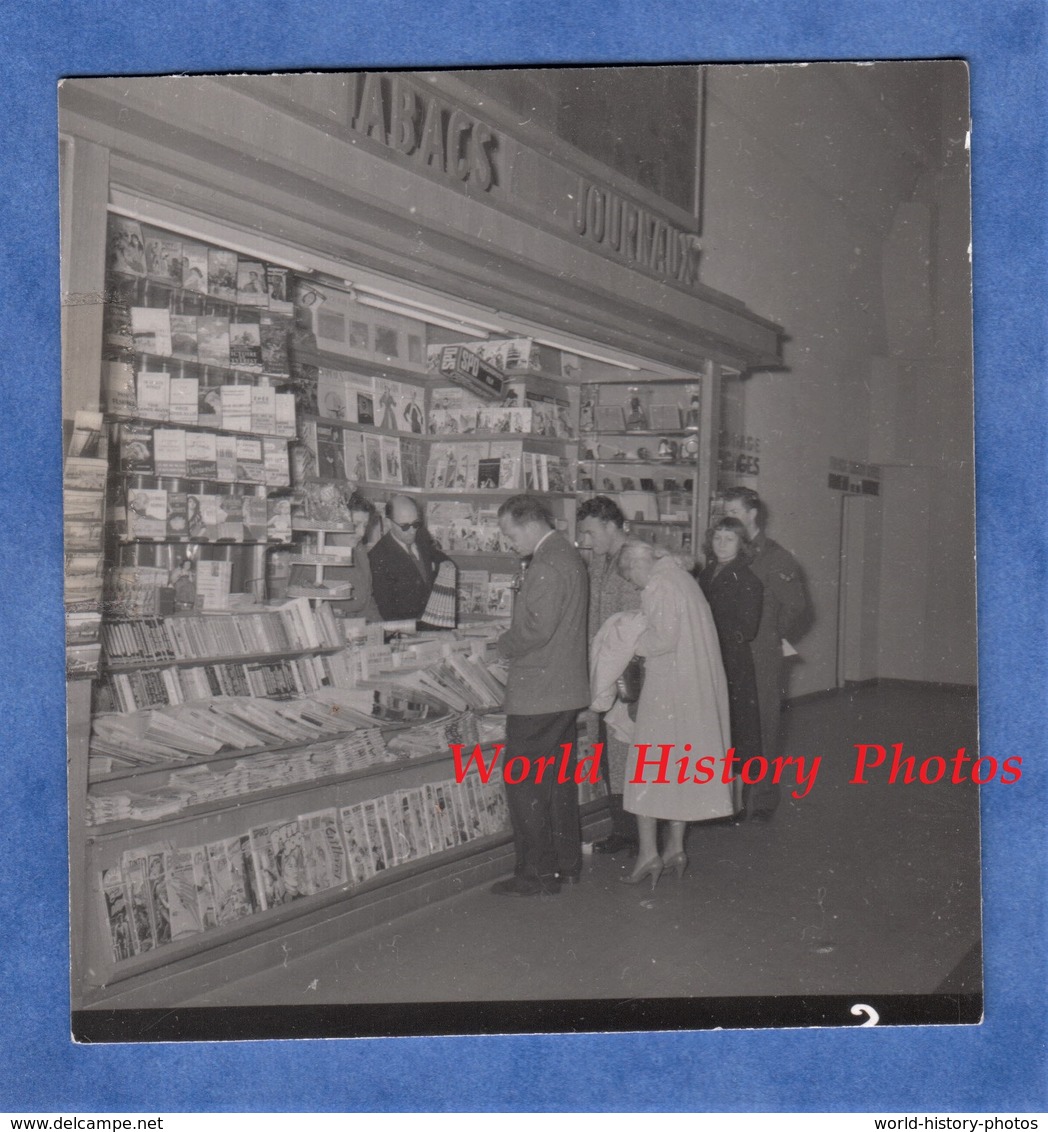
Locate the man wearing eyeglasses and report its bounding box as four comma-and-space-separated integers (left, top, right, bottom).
368, 494, 451, 623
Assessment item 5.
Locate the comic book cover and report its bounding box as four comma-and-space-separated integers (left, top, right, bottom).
100, 866, 135, 962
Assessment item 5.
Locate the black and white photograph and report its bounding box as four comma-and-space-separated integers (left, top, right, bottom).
60, 63, 980, 1042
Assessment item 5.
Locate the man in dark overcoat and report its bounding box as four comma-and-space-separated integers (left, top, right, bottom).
721, 487, 810, 821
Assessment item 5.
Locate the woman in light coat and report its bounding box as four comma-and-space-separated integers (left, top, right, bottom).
616, 540, 733, 888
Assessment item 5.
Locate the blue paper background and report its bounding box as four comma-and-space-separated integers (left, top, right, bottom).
1, 0, 1044, 1112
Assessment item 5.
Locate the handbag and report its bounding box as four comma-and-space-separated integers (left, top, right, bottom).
616, 655, 645, 720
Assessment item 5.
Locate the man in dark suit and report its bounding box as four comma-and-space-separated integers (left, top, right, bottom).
491, 495, 590, 896
721, 487, 810, 821
368, 494, 450, 623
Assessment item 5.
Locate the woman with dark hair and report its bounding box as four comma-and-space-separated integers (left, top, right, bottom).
288, 490, 384, 620
696, 517, 764, 815
328, 492, 384, 621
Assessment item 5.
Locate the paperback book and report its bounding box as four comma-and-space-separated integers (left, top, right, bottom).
207, 249, 238, 302
180, 242, 209, 293
236, 260, 269, 306
131, 308, 172, 357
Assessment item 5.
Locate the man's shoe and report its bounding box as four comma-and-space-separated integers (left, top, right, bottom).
555, 872, 581, 886
593, 834, 637, 856
490, 876, 561, 897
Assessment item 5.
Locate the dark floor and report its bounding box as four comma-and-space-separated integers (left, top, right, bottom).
184, 683, 982, 1007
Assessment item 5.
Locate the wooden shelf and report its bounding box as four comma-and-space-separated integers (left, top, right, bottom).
580, 428, 699, 438
306, 413, 427, 437
293, 345, 429, 386
291, 519, 360, 533
449, 550, 515, 558
131, 348, 290, 384
429, 431, 578, 445
285, 584, 353, 600
107, 412, 295, 442
116, 536, 284, 546
109, 269, 280, 313
89, 724, 368, 787
581, 457, 696, 469
104, 643, 344, 674
425, 489, 575, 500
288, 554, 357, 566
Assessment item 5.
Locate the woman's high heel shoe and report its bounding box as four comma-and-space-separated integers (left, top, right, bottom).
662, 851, 688, 880
618, 856, 664, 891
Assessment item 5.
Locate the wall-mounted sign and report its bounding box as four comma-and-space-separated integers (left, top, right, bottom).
719, 431, 762, 479
572, 177, 702, 287
347, 74, 704, 293
229, 73, 718, 301
828, 456, 880, 496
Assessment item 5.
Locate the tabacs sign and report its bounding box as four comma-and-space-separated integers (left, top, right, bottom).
435, 345, 506, 402
349, 74, 497, 193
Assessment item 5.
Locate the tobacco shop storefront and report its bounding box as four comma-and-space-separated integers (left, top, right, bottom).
60, 70, 780, 1014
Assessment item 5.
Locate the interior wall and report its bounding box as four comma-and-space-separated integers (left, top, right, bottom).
700, 61, 975, 693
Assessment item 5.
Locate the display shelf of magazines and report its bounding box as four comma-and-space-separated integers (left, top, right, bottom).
113, 480, 290, 547
95, 602, 353, 711
577, 377, 702, 553
113, 421, 294, 483
82, 741, 512, 998
104, 216, 298, 376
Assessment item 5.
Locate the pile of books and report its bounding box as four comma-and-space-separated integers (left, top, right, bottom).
102, 598, 344, 664
87, 690, 388, 775
87, 727, 392, 826
363, 645, 505, 714
101, 650, 357, 713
